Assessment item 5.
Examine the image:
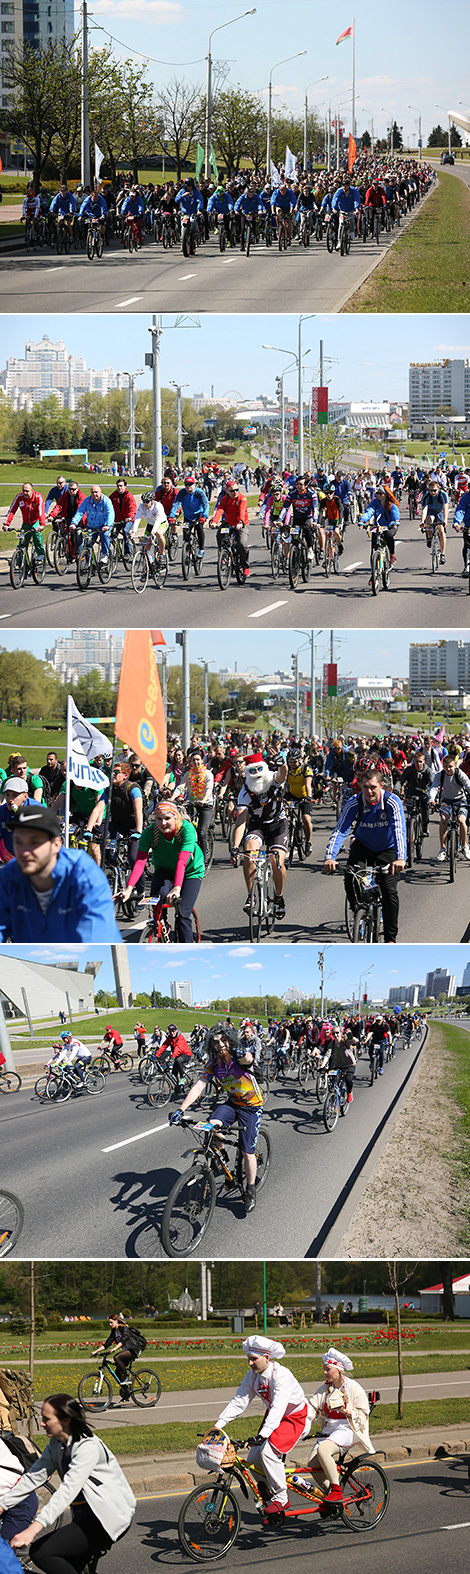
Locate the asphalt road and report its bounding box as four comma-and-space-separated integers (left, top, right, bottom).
121, 796, 470, 945
0, 505, 467, 630
69, 1462, 470, 1574
0, 188, 433, 315
2, 1031, 424, 1261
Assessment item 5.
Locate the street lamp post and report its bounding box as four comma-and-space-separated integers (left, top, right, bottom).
303, 76, 328, 171
267, 51, 306, 173
328, 89, 353, 173
408, 104, 422, 162
123, 370, 143, 474
263, 337, 311, 475
198, 658, 215, 735
358, 964, 374, 1017
170, 380, 189, 472
205, 10, 256, 179
146, 315, 200, 487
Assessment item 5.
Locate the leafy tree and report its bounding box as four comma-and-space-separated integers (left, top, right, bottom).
154, 77, 203, 182
68, 669, 117, 720
427, 124, 446, 148
210, 85, 266, 174
16, 396, 82, 457
390, 120, 403, 150
451, 125, 463, 147
0, 39, 79, 192
0, 649, 62, 725
361, 129, 371, 149
113, 61, 160, 183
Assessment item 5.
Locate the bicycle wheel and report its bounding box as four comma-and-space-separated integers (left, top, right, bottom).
84, 1071, 106, 1095
0, 1191, 24, 1258
323, 1090, 339, 1132
154, 550, 169, 588
31, 548, 46, 585
97, 547, 112, 583
86, 229, 95, 260
147, 1074, 172, 1108
301, 546, 310, 583
344, 893, 355, 941
54, 536, 70, 575
194, 545, 204, 578
326, 223, 334, 253
316, 1069, 329, 1103
298, 1053, 309, 1087
92, 1054, 111, 1075
117, 1052, 133, 1073
431, 534, 440, 574
161, 1165, 216, 1257
249, 878, 262, 942
333, 543, 339, 574
217, 546, 231, 590
339, 1081, 349, 1117
78, 1371, 112, 1413
271, 540, 281, 579
182, 539, 192, 580
288, 543, 300, 589
178, 1482, 240, 1561
167, 525, 178, 563
370, 549, 381, 596
449, 825, 457, 884
45, 529, 57, 567
246, 220, 252, 257
203, 827, 215, 875
131, 543, 149, 593
96, 229, 104, 258
76, 545, 92, 590
9, 547, 26, 590
34, 1075, 51, 1100
353, 905, 373, 943
0, 1071, 21, 1093
131, 1368, 162, 1407
381, 548, 391, 590
406, 815, 416, 868
340, 1458, 389, 1530
264, 865, 276, 934
139, 1055, 156, 1084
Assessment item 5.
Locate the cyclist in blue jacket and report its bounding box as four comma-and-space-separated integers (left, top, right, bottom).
359, 485, 400, 565
323, 765, 406, 942
49, 184, 76, 240
453, 488, 470, 575
169, 475, 209, 558
71, 484, 114, 560
175, 179, 203, 247
0, 803, 122, 942
207, 186, 234, 245
269, 179, 296, 243
331, 177, 361, 248
121, 186, 145, 246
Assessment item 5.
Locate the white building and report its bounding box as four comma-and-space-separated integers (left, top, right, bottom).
0, 958, 97, 1020
424, 968, 456, 999
328, 400, 393, 432
409, 639, 470, 702
170, 980, 193, 1007
420, 1272, 470, 1317
0, 337, 128, 412
409, 358, 470, 428
388, 984, 423, 1007
282, 986, 308, 1004
45, 630, 124, 685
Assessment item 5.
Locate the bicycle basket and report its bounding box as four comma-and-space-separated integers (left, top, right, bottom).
196, 1430, 237, 1470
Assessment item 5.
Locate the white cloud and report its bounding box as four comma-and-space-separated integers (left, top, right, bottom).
243, 962, 263, 970
163, 959, 186, 967
28, 947, 80, 961
434, 344, 470, 356
229, 947, 253, 957
94, 0, 184, 20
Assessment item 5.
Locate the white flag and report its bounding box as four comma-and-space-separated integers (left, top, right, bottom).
68, 695, 112, 763
64, 696, 111, 847
285, 144, 296, 179
270, 159, 281, 188
95, 142, 105, 180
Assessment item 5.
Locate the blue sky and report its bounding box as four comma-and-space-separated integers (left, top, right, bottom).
82, 0, 463, 143
5, 943, 466, 1004
0, 627, 463, 683
4, 314, 470, 406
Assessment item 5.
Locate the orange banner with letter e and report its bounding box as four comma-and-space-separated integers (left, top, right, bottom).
348, 134, 356, 171
115, 629, 167, 784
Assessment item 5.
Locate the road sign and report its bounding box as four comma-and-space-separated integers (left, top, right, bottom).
162, 445, 169, 455
190, 713, 197, 723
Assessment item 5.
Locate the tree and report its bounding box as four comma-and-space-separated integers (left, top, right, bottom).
310, 422, 349, 473
113, 61, 160, 183
154, 77, 203, 182
0, 38, 79, 192
210, 85, 265, 174
68, 670, 117, 720
16, 396, 82, 457
390, 121, 403, 150
440, 1263, 455, 1320
361, 129, 371, 149
450, 125, 462, 147
386, 1261, 417, 1418
427, 124, 446, 148
0, 648, 61, 725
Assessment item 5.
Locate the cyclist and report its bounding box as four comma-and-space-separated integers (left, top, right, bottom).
120, 185, 145, 246
400, 749, 433, 837
453, 484, 470, 575
175, 177, 203, 247
49, 183, 76, 239
0, 777, 38, 863
331, 176, 361, 249
285, 742, 313, 853
0, 803, 121, 942
420, 476, 448, 564
231, 750, 289, 920
168, 474, 209, 561
308, 1348, 374, 1506
210, 475, 250, 578
319, 483, 343, 557
359, 484, 400, 569
324, 766, 407, 943
216, 1334, 312, 1516
109, 477, 137, 556
429, 752, 470, 862
119, 798, 204, 943
96, 1024, 125, 1067
130, 489, 168, 561
289, 474, 317, 561
170, 1021, 265, 1213
178, 747, 214, 866
270, 178, 297, 244
152, 1021, 193, 1091
21, 183, 42, 240
78, 187, 108, 239
2, 1392, 135, 1570
57, 1029, 93, 1084
92, 1314, 137, 1399
207, 184, 234, 244
234, 181, 263, 248
3, 481, 45, 562
70, 484, 114, 563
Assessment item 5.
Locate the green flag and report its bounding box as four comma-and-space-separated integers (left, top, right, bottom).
195, 141, 204, 181
210, 144, 219, 181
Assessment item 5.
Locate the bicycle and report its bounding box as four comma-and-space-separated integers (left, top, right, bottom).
137, 895, 201, 944
178, 1425, 388, 1558
323, 525, 339, 577
288, 523, 311, 589
404, 794, 424, 866
108, 522, 134, 575
442, 801, 465, 884
78, 1355, 161, 1413
182, 520, 204, 581
344, 862, 386, 944
146, 1055, 200, 1108
270, 523, 292, 580
337, 210, 353, 255
56, 214, 72, 254
76, 528, 112, 590
246, 846, 278, 942
86, 218, 104, 260
425, 521, 443, 574
323, 1068, 350, 1131
368, 1042, 384, 1085
216, 524, 245, 590
123, 214, 141, 253
365, 525, 391, 596
92, 1046, 134, 1075
277, 212, 289, 250
161, 1114, 271, 1256
0, 1190, 24, 1258
0, 1066, 21, 1093
131, 536, 168, 592
9, 530, 46, 589
105, 832, 141, 920
286, 799, 310, 865
53, 522, 77, 576
41, 1063, 106, 1101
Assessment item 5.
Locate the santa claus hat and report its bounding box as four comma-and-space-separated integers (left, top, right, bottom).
244, 753, 265, 766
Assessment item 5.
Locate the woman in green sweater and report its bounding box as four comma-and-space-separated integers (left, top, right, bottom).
120, 799, 204, 942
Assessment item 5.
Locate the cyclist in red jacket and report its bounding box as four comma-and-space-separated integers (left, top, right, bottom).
3, 483, 46, 559
110, 478, 137, 557
211, 476, 250, 578
154, 1023, 192, 1087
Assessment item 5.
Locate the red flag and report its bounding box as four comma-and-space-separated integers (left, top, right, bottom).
116, 629, 167, 784
336, 23, 353, 43
348, 133, 357, 172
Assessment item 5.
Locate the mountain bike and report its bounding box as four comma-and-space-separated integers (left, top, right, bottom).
178, 1423, 388, 1559
123, 214, 141, 253
131, 537, 168, 592
161, 1114, 271, 1256
323, 526, 339, 577
56, 214, 72, 254
86, 218, 104, 260
364, 525, 391, 596
286, 799, 310, 864
246, 846, 278, 942
404, 793, 424, 866
146, 1056, 201, 1108
288, 523, 311, 589
216, 524, 245, 589
345, 863, 386, 943
0, 1191, 24, 1257
76, 528, 112, 590
323, 1068, 350, 1131
270, 524, 292, 579
105, 832, 140, 920
182, 520, 204, 580
0, 1067, 21, 1093
137, 895, 201, 944
9, 531, 46, 589
108, 523, 134, 574
53, 522, 77, 575
42, 1063, 106, 1100
337, 210, 353, 255
92, 1046, 134, 1075
443, 801, 465, 884
78, 1355, 161, 1412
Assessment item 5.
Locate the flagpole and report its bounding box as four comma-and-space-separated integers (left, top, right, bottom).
99, 732, 119, 875
65, 694, 72, 850
352, 18, 355, 140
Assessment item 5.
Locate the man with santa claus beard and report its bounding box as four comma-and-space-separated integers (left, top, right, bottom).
231, 749, 288, 919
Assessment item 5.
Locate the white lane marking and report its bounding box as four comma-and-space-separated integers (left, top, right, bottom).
441, 1522, 470, 1531
343, 560, 363, 573
178, 273, 196, 279
102, 1121, 168, 1152
0, 614, 12, 620
249, 600, 288, 619
114, 296, 143, 308
47, 266, 62, 272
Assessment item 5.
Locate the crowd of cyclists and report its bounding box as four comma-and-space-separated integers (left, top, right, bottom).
4, 452, 470, 597
20, 150, 434, 261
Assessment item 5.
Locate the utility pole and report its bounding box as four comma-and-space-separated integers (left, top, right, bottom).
159, 650, 168, 717
176, 631, 190, 751
276, 374, 285, 471
318, 950, 325, 1016
146, 316, 162, 488
200, 1263, 208, 1321
292, 653, 300, 735
310, 631, 315, 740
298, 318, 304, 473
171, 381, 188, 472
81, 0, 90, 189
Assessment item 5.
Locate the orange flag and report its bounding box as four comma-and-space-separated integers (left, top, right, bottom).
151, 629, 166, 645
348, 134, 357, 172
115, 629, 167, 784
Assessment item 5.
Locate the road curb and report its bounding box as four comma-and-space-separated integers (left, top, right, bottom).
332, 179, 437, 312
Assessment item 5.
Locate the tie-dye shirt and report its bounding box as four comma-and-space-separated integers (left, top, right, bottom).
204, 1054, 264, 1108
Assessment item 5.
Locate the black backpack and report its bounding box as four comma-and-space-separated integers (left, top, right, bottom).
0, 1431, 40, 1473
124, 1327, 147, 1355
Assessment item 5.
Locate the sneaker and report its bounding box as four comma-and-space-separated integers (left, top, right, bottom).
463, 845, 470, 861
264, 1499, 286, 1516
242, 896, 251, 914
198, 548, 205, 559
347, 1090, 353, 1103
245, 1185, 256, 1214
461, 567, 470, 577
307, 548, 314, 562
440, 553, 446, 564
273, 896, 285, 918
244, 566, 251, 578
378, 1067, 384, 1075
436, 849, 446, 862
325, 1484, 343, 1504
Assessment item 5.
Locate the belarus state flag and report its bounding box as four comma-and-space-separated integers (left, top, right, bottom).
336, 23, 353, 42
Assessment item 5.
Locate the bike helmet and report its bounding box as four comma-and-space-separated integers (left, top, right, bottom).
141, 490, 155, 504
167, 1023, 179, 1036
240, 1019, 252, 1030
60, 1030, 72, 1042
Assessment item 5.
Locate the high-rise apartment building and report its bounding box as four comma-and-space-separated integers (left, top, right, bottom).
0, 336, 128, 412
409, 358, 470, 428
409, 639, 470, 701
45, 630, 124, 684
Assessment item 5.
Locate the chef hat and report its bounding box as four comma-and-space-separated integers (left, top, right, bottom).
243, 1335, 286, 1360
323, 1346, 354, 1372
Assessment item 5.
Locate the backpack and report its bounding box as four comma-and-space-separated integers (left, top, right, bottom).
124, 1327, 147, 1356
0, 1430, 40, 1473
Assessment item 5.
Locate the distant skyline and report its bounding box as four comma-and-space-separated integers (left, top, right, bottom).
3, 314, 470, 407
5, 944, 467, 1005
1, 626, 465, 685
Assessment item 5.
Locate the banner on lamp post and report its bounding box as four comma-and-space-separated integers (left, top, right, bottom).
322, 662, 337, 697
312, 387, 329, 426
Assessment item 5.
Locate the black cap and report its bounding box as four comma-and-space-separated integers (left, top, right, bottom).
14, 805, 62, 838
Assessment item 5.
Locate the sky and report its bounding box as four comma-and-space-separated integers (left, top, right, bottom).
4, 942, 466, 1004
0, 627, 463, 683
4, 313, 470, 406
82, 0, 465, 144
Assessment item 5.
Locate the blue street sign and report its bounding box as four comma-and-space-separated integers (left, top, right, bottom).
190, 713, 197, 723
162, 445, 169, 455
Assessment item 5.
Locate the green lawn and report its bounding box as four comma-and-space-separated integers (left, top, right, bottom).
343, 171, 470, 312
9, 1007, 268, 1054
439, 1023, 470, 1189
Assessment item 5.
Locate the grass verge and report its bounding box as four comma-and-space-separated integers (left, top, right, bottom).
22, 1352, 470, 1400
439, 1022, 470, 1192
343, 172, 470, 312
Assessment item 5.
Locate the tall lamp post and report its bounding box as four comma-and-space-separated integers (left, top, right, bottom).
170, 380, 189, 472
123, 370, 143, 474
262, 338, 311, 473
146, 315, 200, 487
303, 75, 328, 170
266, 51, 306, 173
408, 104, 422, 163
205, 9, 256, 179
327, 88, 353, 173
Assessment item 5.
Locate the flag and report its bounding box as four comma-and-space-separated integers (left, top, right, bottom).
151, 630, 166, 645
94, 142, 104, 180
195, 141, 204, 181
68, 696, 112, 762
348, 133, 357, 171
285, 144, 296, 179
115, 629, 167, 785
209, 143, 218, 181
64, 696, 110, 847
270, 160, 281, 187
336, 23, 353, 42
